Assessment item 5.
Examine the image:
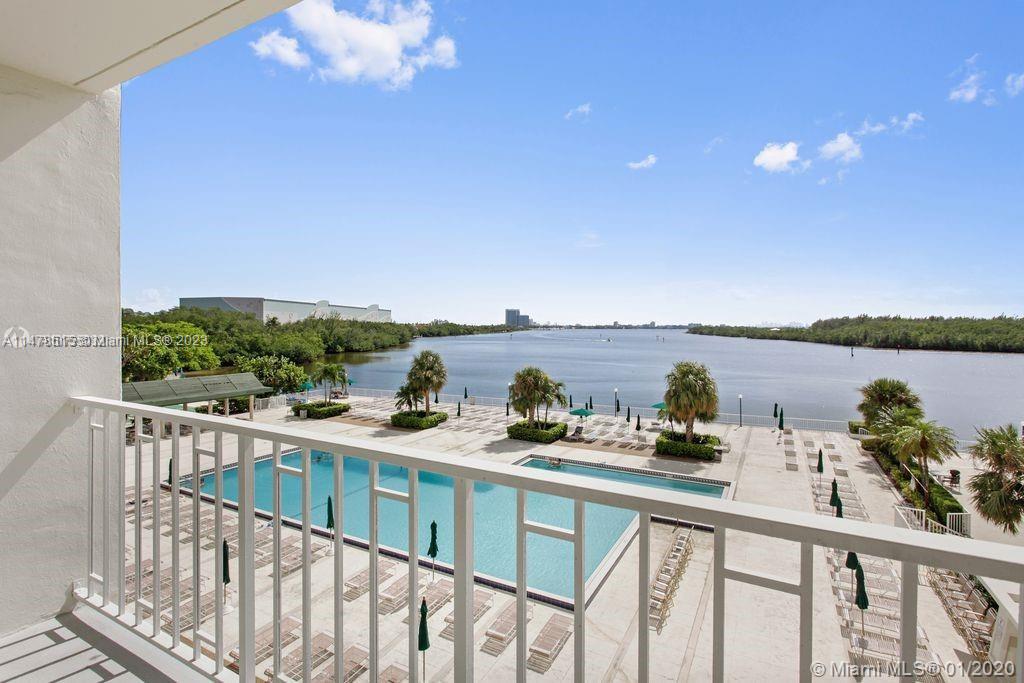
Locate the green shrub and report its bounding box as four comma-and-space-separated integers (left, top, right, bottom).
506, 420, 568, 444
863, 441, 965, 522
390, 411, 448, 429
192, 397, 253, 414
848, 420, 867, 434
291, 401, 351, 419
655, 431, 721, 460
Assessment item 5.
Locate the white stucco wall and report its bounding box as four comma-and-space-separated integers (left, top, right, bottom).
0, 66, 121, 636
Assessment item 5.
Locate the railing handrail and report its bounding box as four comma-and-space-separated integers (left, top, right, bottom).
70, 395, 1024, 582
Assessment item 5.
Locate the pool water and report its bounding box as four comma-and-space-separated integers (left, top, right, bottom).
187, 453, 725, 597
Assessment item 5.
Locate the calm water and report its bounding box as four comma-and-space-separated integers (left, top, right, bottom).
189, 452, 724, 597
335, 329, 1024, 437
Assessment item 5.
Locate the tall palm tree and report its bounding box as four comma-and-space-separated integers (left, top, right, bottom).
886, 418, 958, 510
871, 405, 925, 450
394, 383, 421, 413
663, 361, 719, 443
539, 375, 568, 427
408, 350, 447, 415
857, 378, 922, 429
508, 366, 549, 428
968, 425, 1024, 534
309, 363, 347, 403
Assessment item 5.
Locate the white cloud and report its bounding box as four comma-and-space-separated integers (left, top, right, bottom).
259, 0, 458, 90
127, 288, 173, 312
627, 154, 657, 170
889, 111, 924, 133
250, 30, 311, 69
564, 103, 591, 120
753, 142, 807, 173
819, 132, 862, 163
949, 55, 995, 105
949, 73, 982, 102
855, 118, 887, 136
576, 231, 603, 248
1006, 73, 1024, 97
704, 136, 726, 154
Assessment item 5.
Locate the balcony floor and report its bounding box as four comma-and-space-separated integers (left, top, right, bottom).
0, 608, 202, 682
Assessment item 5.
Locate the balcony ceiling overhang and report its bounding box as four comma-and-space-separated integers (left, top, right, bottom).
0, 0, 298, 93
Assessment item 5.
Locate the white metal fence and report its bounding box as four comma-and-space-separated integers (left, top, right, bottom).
73, 396, 1024, 682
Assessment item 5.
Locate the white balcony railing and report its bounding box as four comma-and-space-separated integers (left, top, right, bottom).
70, 396, 1024, 682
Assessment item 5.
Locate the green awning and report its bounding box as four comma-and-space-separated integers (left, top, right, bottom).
122, 372, 272, 407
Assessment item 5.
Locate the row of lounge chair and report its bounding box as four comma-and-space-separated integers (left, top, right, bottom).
649, 528, 693, 633
926, 567, 995, 657
799, 431, 946, 679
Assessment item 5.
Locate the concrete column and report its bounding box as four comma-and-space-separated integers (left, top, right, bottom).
248, 394, 254, 420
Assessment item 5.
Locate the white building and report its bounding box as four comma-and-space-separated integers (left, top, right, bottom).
179, 296, 392, 323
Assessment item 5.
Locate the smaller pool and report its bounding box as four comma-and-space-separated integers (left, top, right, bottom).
518, 457, 729, 498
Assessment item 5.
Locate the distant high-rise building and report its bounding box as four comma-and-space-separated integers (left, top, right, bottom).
518, 314, 531, 328
505, 308, 520, 327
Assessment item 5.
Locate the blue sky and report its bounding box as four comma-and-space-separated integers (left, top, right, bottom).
122, 0, 1024, 325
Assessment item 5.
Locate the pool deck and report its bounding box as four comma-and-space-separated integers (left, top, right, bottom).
108, 396, 1004, 682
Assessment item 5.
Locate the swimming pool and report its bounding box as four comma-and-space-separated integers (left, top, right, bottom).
184, 452, 727, 598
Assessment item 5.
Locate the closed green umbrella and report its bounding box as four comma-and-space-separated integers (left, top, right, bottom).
418, 598, 430, 676
569, 395, 573, 408
835, 498, 843, 519
830, 479, 840, 508
326, 495, 335, 531
464, 387, 468, 400
505, 402, 510, 417
773, 403, 778, 418
427, 520, 439, 579
457, 402, 461, 417
626, 406, 631, 422
854, 564, 870, 635
778, 407, 785, 431
615, 398, 620, 414
635, 414, 641, 431
588, 396, 593, 410
168, 457, 173, 485
222, 539, 230, 585
845, 550, 860, 596
816, 449, 824, 484
434, 391, 439, 403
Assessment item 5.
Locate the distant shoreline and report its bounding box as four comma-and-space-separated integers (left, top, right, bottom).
687, 316, 1024, 354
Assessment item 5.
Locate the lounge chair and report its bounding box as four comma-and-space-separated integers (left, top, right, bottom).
274, 631, 334, 681
525, 613, 573, 673
343, 559, 396, 601
481, 601, 533, 655
402, 578, 454, 623
378, 574, 426, 614
564, 425, 584, 442
229, 615, 301, 672
440, 588, 494, 640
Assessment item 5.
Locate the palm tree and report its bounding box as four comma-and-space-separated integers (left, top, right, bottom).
663, 361, 719, 443
508, 366, 549, 428
968, 425, 1024, 534
309, 363, 347, 403
407, 350, 447, 415
857, 378, 922, 429
539, 375, 568, 427
394, 383, 421, 413
886, 418, 958, 510
871, 405, 925, 450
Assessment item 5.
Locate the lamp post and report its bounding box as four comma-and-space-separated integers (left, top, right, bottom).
738, 394, 743, 427
507, 382, 512, 425
614, 387, 619, 419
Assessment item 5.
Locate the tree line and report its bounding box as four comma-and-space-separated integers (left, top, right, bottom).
121, 306, 512, 381
687, 315, 1024, 353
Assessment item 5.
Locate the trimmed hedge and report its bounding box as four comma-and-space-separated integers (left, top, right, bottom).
291, 401, 351, 419
193, 396, 254, 414
506, 420, 568, 444
655, 431, 722, 460
391, 410, 448, 430
868, 443, 965, 523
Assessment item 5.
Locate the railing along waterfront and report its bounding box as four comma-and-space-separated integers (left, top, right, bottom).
342, 387, 852, 432
72, 396, 1024, 682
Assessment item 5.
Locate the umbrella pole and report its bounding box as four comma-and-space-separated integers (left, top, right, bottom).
422, 651, 426, 682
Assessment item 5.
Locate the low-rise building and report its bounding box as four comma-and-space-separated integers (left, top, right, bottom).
179, 297, 391, 323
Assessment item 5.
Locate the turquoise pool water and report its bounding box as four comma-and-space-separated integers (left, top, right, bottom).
186, 453, 725, 597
